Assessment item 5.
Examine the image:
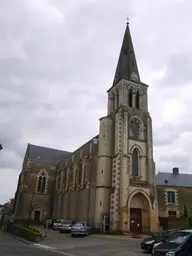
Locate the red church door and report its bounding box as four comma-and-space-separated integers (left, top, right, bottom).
130, 208, 142, 233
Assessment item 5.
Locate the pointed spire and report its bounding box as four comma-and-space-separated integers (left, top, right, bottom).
113, 21, 140, 85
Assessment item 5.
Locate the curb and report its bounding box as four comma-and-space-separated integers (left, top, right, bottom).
13, 236, 30, 245
92, 234, 142, 240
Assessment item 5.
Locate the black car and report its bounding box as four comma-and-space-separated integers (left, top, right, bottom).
141, 229, 179, 253
152, 229, 192, 256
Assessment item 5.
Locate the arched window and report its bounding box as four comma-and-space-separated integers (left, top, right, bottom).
37, 176, 42, 192
36, 171, 48, 193
132, 149, 139, 176
136, 91, 140, 109
41, 177, 46, 193
116, 90, 119, 108
129, 89, 133, 107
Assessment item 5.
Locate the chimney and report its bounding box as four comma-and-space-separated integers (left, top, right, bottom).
173, 167, 179, 175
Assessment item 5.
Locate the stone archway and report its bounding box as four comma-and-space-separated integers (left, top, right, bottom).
128, 192, 151, 233
32, 205, 44, 223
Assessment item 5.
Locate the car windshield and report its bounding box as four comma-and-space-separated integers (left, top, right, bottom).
63, 220, 71, 224
54, 220, 62, 223
74, 222, 85, 227
159, 231, 170, 237
166, 232, 190, 244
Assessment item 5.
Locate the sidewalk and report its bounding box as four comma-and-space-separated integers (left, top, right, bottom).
93, 234, 149, 240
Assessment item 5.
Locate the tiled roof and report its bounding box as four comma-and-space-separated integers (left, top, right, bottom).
28, 144, 71, 164
156, 172, 192, 188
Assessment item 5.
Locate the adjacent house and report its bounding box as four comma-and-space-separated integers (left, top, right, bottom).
156, 167, 192, 229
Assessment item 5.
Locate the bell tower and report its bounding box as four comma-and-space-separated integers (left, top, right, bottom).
95, 21, 159, 233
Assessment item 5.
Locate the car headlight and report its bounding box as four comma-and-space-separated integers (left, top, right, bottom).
165, 252, 175, 256
146, 240, 155, 244
153, 242, 162, 248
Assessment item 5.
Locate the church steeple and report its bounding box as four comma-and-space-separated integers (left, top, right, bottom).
113, 21, 140, 85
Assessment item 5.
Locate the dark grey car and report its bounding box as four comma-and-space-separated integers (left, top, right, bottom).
60, 220, 76, 233
71, 222, 94, 237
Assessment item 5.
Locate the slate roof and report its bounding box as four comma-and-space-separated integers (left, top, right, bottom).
156, 172, 192, 188
28, 143, 72, 165
112, 22, 140, 86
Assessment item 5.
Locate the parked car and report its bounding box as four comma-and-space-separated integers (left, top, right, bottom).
141, 229, 179, 253
71, 222, 94, 237
60, 220, 76, 233
53, 219, 64, 230
152, 229, 192, 256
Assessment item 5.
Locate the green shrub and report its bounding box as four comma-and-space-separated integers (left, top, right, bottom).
15, 224, 41, 235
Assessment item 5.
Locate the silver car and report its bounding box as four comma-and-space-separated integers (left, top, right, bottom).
53, 219, 64, 230
71, 222, 93, 237
60, 220, 76, 233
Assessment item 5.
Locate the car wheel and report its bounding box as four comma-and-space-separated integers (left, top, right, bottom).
60, 230, 62, 233
71, 234, 75, 237
86, 231, 89, 236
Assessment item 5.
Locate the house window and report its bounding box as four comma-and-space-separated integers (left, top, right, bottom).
168, 211, 177, 218
167, 191, 175, 204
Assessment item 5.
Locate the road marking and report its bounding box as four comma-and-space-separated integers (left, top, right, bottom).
34, 243, 76, 256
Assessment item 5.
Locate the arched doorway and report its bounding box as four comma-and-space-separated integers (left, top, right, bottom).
129, 192, 150, 233
32, 206, 44, 224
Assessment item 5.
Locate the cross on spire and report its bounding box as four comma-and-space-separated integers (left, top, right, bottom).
126, 16, 129, 25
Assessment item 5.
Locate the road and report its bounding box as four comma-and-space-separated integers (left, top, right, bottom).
0, 231, 58, 256
34, 230, 146, 256
0, 230, 146, 256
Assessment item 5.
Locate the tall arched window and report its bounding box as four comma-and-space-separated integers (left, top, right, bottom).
116, 90, 119, 108
136, 91, 140, 109
36, 171, 48, 193
132, 149, 139, 176
37, 176, 42, 192
129, 89, 133, 107
41, 176, 46, 192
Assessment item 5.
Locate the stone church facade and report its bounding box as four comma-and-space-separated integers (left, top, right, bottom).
14, 23, 159, 233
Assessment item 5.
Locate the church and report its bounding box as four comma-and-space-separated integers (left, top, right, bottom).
13, 22, 159, 233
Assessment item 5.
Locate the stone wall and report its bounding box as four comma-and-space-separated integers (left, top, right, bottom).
53, 136, 98, 224
14, 161, 57, 222
157, 185, 192, 218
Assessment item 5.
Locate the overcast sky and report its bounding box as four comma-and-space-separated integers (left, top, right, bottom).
0, 0, 191, 204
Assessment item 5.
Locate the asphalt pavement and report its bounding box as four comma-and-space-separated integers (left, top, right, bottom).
0, 230, 147, 256
0, 231, 59, 256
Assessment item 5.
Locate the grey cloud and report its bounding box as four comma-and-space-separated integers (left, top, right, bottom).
0, 0, 192, 203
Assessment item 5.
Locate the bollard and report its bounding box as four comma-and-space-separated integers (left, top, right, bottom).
44, 222, 48, 239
